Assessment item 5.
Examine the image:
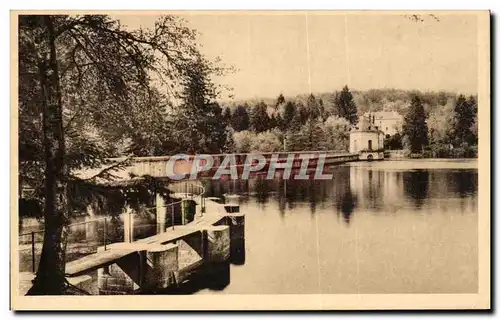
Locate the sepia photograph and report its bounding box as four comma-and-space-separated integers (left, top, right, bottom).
10, 10, 490, 310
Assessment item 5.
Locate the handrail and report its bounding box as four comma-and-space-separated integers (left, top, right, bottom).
20, 181, 209, 274
19, 181, 206, 236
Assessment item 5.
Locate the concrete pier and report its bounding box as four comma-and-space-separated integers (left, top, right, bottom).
156, 193, 167, 234
123, 206, 134, 243
144, 244, 179, 290
205, 225, 230, 262
66, 193, 246, 295
227, 213, 245, 265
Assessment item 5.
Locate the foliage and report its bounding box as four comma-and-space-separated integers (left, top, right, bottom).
322, 116, 350, 151
282, 101, 297, 130
231, 104, 250, 132
384, 133, 403, 150
223, 107, 232, 125
19, 14, 225, 295
402, 95, 428, 153
452, 95, 477, 147
331, 85, 358, 125
233, 130, 254, 153
172, 55, 230, 154
250, 131, 282, 152
250, 101, 271, 133
223, 88, 477, 157
223, 126, 236, 153
298, 118, 326, 151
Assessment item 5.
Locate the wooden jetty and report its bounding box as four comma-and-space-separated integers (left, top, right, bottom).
65, 195, 244, 295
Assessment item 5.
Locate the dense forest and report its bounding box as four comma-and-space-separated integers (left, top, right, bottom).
220, 87, 478, 158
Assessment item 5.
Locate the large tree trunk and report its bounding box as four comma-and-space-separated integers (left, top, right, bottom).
27, 16, 69, 295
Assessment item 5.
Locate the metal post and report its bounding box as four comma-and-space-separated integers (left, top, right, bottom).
31, 232, 35, 274
104, 218, 107, 251
129, 212, 133, 242
201, 196, 204, 217
172, 203, 175, 230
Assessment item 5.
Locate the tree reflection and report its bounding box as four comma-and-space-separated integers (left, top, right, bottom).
450, 170, 478, 198
308, 181, 317, 215
254, 176, 271, 204
403, 170, 429, 209
337, 190, 357, 225
277, 179, 287, 216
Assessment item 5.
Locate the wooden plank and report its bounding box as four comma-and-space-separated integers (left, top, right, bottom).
65, 248, 136, 277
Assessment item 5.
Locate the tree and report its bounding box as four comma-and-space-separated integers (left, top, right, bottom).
468, 96, 478, 145
223, 107, 232, 125
282, 101, 296, 130
231, 104, 250, 132
268, 113, 278, 130
427, 98, 454, 152
332, 85, 358, 125
275, 93, 285, 111
384, 133, 403, 150
306, 94, 321, 120
402, 95, 428, 153
453, 95, 477, 147
250, 131, 282, 152
275, 112, 285, 131
19, 14, 214, 295
299, 118, 326, 150
250, 101, 270, 133
233, 130, 254, 153
318, 98, 327, 120
323, 116, 350, 151
285, 116, 305, 151
175, 56, 228, 154
223, 127, 236, 153
297, 102, 310, 125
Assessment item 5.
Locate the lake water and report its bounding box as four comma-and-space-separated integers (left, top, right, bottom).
19, 159, 478, 294
197, 159, 478, 294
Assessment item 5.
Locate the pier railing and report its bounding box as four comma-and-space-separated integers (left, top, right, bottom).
19, 180, 207, 275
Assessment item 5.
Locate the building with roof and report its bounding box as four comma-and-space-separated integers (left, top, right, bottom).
363, 111, 403, 136
349, 113, 385, 161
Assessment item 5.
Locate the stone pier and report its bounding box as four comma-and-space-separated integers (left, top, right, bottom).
96, 223, 233, 294
66, 196, 245, 295
156, 193, 167, 234
227, 213, 245, 265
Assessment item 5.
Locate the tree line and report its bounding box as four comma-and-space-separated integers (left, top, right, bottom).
219, 87, 478, 158
221, 85, 358, 153
402, 94, 478, 157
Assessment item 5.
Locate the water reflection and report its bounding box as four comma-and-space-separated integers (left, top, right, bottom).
201, 163, 478, 219
449, 170, 478, 198
403, 170, 429, 209
19, 161, 479, 294
142, 262, 231, 295
337, 190, 357, 225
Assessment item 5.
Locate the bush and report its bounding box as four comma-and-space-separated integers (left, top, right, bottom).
233, 129, 283, 153
250, 131, 282, 152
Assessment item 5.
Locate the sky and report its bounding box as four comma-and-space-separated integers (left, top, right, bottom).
118, 12, 479, 100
